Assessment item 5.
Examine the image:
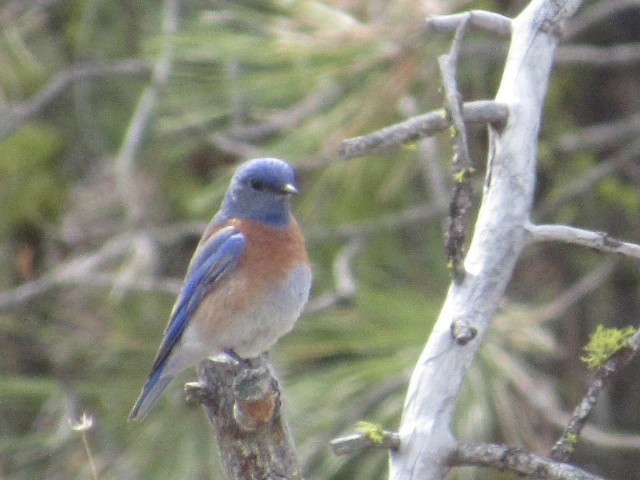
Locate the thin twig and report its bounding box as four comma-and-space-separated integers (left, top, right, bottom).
551, 328, 640, 462
450, 443, 605, 480
486, 343, 640, 452
532, 258, 618, 322
115, 0, 179, 224
303, 237, 363, 314
396, 98, 449, 203
0, 229, 190, 310
525, 223, 640, 260
228, 80, 342, 142
208, 132, 265, 160
339, 100, 508, 160
439, 18, 474, 285
0, 60, 149, 140
459, 40, 640, 68
330, 430, 401, 456
332, 238, 363, 303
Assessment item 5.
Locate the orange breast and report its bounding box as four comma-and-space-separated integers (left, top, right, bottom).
191, 217, 309, 339
233, 217, 309, 287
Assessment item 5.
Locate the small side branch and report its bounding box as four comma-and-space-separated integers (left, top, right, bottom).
228, 80, 342, 142
551, 328, 640, 462
438, 18, 474, 284
450, 443, 605, 480
339, 100, 507, 160
525, 223, 640, 260
330, 430, 400, 456
0, 60, 149, 141
426, 11, 512, 38
304, 237, 363, 314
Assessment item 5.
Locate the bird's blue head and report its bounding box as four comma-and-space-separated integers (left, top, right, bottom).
218, 158, 299, 227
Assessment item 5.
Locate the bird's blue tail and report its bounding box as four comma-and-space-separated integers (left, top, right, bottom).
129, 368, 174, 421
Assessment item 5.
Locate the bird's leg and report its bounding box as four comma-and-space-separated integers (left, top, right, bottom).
224, 348, 253, 368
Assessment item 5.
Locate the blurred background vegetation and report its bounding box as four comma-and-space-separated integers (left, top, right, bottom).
1, 0, 640, 479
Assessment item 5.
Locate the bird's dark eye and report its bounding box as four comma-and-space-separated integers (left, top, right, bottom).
249, 179, 266, 191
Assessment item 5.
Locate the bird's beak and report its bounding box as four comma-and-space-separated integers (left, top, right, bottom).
280, 183, 299, 195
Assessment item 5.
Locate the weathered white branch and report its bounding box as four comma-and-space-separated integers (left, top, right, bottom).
339, 100, 508, 160
389, 1, 584, 479
426, 10, 512, 38
525, 223, 640, 260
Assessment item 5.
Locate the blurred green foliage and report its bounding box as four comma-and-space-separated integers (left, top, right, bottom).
1, 0, 640, 479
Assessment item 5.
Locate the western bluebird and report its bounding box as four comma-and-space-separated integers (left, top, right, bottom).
130, 158, 312, 421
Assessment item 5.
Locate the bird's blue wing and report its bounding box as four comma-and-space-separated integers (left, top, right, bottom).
130, 225, 246, 420
151, 225, 246, 373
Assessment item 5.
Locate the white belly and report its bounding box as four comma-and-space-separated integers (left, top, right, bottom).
165, 263, 312, 374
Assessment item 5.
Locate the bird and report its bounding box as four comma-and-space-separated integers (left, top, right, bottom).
129, 158, 312, 421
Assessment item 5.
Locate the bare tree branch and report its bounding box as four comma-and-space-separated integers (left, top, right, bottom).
551, 327, 640, 462
0, 60, 149, 140
459, 39, 640, 68
228, 80, 342, 142
525, 223, 640, 260
191, 356, 303, 480
449, 443, 605, 480
304, 238, 362, 314
426, 10, 512, 38
389, 2, 584, 479
487, 342, 640, 452
331, 430, 400, 456
339, 100, 508, 160
439, 18, 475, 286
